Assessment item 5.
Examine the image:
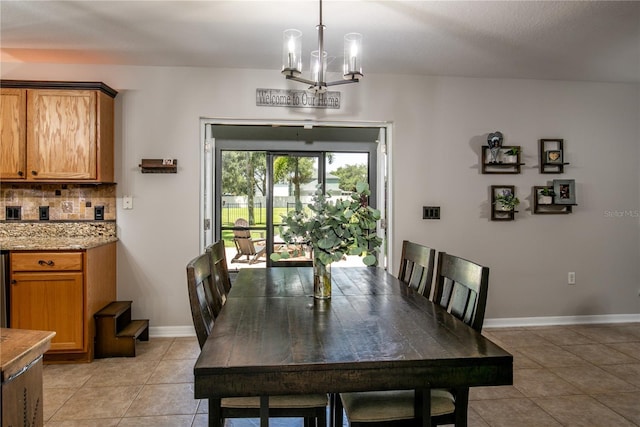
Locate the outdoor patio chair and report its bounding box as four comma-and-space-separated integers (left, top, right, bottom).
231, 218, 267, 264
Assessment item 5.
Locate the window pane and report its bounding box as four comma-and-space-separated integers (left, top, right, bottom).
272, 154, 320, 264
326, 152, 371, 266
326, 152, 369, 194
221, 151, 267, 267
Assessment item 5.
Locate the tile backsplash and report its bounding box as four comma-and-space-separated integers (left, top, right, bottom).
0, 183, 116, 221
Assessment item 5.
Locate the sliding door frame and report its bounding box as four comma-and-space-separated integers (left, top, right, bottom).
200, 119, 394, 270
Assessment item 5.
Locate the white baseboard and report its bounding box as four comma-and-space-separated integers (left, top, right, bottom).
485, 313, 640, 328
150, 314, 639, 338
149, 325, 196, 338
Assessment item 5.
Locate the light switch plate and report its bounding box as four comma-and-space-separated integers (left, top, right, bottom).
123, 196, 133, 210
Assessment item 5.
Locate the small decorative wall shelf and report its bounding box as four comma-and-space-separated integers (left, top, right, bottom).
482, 146, 525, 174
490, 185, 519, 221
539, 139, 569, 173
532, 181, 577, 214
139, 159, 178, 173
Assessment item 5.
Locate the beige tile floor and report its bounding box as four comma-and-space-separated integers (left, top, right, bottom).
43, 323, 640, 426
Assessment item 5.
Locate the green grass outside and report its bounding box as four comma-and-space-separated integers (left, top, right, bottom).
220, 207, 291, 246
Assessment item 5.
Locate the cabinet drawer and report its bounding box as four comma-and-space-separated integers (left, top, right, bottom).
11, 252, 83, 272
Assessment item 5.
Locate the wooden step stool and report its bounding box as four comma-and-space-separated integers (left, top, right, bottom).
94, 301, 149, 358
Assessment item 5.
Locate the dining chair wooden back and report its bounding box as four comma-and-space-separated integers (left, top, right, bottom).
186, 253, 224, 349
206, 240, 232, 296
336, 253, 490, 427
187, 251, 328, 427
398, 240, 436, 298
433, 252, 490, 333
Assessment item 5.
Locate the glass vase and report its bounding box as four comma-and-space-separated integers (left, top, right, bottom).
313, 256, 332, 299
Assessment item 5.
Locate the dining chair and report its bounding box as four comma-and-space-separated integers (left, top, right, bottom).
186, 253, 224, 349
335, 252, 489, 427
433, 252, 489, 333
186, 249, 328, 427
398, 240, 436, 298
205, 240, 232, 296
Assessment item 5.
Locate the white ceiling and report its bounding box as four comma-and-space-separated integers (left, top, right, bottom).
1, 1, 639, 83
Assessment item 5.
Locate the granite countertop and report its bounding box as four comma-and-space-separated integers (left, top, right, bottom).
0, 221, 117, 251
0, 236, 118, 251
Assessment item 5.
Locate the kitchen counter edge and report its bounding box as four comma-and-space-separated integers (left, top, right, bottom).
0, 237, 119, 251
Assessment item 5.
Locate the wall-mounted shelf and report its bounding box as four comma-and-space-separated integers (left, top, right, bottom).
139, 159, 177, 173
481, 146, 525, 174
491, 185, 518, 221
539, 139, 569, 173
532, 186, 575, 214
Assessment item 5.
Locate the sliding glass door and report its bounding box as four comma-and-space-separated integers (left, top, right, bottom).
218, 150, 267, 265
268, 152, 321, 266
208, 124, 383, 270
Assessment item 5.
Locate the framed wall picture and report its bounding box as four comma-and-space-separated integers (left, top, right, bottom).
539, 139, 568, 173
490, 185, 518, 221
545, 150, 562, 164
553, 179, 576, 205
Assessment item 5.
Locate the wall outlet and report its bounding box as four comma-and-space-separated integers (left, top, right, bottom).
123, 196, 133, 210
94, 205, 105, 220
422, 206, 441, 219
568, 272, 576, 285
5, 206, 21, 220
39, 206, 50, 221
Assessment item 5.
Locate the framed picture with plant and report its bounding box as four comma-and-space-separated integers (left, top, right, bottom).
490, 185, 519, 221
532, 185, 573, 214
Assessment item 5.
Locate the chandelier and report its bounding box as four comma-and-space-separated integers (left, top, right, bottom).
281, 0, 363, 93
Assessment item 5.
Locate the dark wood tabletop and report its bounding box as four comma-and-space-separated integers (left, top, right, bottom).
194, 267, 513, 426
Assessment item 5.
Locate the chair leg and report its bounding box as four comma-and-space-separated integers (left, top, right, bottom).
453, 388, 469, 427
319, 404, 327, 427
329, 393, 335, 427
250, 247, 267, 264
333, 393, 344, 427
209, 398, 223, 427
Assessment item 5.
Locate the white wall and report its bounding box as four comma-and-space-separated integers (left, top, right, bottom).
2, 62, 639, 329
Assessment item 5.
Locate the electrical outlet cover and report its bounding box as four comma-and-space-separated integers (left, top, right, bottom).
123, 196, 133, 209
95, 205, 105, 220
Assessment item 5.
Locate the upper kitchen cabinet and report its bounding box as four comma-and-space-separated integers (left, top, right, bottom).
0, 89, 27, 179
0, 81, 117, 183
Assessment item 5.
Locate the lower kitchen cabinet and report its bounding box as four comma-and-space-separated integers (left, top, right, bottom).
10, 271, 83, 351
9, 242, 116, 362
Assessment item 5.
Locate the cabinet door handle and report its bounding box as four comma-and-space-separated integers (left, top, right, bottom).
31, 170, 38, 176
11, 279, 17, 285
17, 171, 24, 176
38, 260, 55, 266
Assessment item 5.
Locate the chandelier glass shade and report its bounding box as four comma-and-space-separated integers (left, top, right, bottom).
281, 0, 362, 93
282, 29, 302, 77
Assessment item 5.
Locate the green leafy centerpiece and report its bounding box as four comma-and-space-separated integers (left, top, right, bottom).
270, 182, 382, 299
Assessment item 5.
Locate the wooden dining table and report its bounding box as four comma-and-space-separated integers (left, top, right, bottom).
194, 266, 513, 427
